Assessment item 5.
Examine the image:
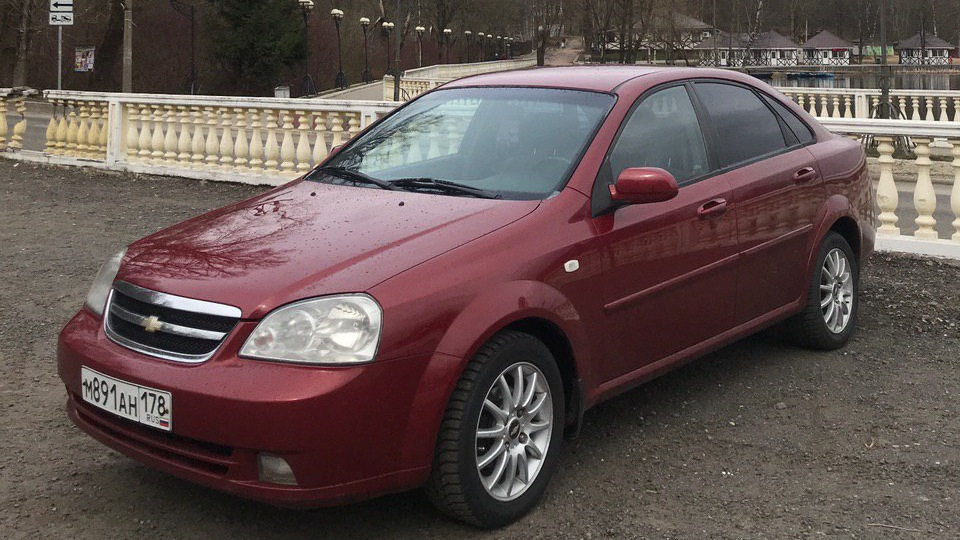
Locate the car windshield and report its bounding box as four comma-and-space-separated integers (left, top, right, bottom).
316, 87, 615, 200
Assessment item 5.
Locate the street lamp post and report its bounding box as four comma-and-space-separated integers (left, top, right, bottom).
477, 33, 485, 62
497, 35, 503, 59
382, 21, 395, 76
464, 30, 472, 63
122, 0, 133, 92
331, 8, 347, 89
298, 0, 317, 96
360, 17, 373, 83
879, 0, 891, 118
443, 28, 452, 63
487, 34, 495, 60
415, 26, 426, 68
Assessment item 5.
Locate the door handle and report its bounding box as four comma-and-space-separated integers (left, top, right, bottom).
793, 167, 819, 184
697, 198, 728, 219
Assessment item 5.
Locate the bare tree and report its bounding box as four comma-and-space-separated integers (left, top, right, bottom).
6, 0, 42, 86
853, 0, 878, 64
427, 0, 461, 63
581, 0, 616, 63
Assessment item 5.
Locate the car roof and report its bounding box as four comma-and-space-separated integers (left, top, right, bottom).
441, 66, 753, 93
441, 66, 675, 93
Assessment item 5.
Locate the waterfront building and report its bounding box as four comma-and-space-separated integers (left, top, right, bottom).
897, 32, 954, 65
801, 30, 853, 66
696, 30, 800, 67
638, 13, 714, 63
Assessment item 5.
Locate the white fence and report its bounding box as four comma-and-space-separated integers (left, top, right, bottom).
0, 87, 37, 152
382, 59, 537, 101
2, 89, 959, 259
820, 117, 960, 258
778, 86, 960, 121
4, 90, 394, 185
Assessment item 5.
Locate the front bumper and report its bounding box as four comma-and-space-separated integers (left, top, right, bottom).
57, 309, 455, 507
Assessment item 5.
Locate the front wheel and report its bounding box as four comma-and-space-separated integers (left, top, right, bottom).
426, 331, 565, 528
786, 231, 859, 349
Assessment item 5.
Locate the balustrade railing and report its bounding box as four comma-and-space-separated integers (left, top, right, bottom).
25, 91, 395, 185
820, 117, 960, 258
0, 87, 38, 152
3, 88, 960, 258
383, 59, 537, 101
779, 86, 960, 121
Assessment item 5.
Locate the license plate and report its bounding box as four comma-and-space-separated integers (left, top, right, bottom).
80, 367, 172, 431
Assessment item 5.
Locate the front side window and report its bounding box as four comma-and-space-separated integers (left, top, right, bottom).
320, 87, 615, 200
607, 85, 710, 184
694, 82, 788, 167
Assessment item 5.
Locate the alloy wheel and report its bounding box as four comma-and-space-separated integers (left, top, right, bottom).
819, 248, 854, 334
474, 362, 553, 502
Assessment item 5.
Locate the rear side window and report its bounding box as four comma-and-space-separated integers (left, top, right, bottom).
694, 82, 787, 167
762, 94, 815, 145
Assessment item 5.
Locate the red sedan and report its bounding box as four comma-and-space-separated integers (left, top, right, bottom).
58, 67, 874, 528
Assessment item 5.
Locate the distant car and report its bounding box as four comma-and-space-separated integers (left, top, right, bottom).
58, 67, 874, 528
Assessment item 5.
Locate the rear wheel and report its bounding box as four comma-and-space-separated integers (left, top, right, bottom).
426, 331, 565, 528
786, 232, 859, 349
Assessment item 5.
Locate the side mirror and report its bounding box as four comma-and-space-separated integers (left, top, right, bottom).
608, 167, 679, 205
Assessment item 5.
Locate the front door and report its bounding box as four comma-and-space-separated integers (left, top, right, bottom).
593, 84, 739, 385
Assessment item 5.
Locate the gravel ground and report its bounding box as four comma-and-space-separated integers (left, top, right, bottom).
1, 158, 959, 539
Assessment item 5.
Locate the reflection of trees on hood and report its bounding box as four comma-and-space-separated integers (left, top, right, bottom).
124, 191, 301, 279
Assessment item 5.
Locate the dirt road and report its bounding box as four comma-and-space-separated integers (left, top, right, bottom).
1, 159, 959, 539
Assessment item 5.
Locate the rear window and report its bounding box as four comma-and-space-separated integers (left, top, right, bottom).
762, 94, 815, 145
694, 82, 788, 167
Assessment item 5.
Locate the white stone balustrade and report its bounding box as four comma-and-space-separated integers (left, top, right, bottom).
43, 97, 110, 159
3, 88, 960, 259
820, 117, 960, 259
33, 91, 394, 185
1, 87, 38, 152
383, 59, 537, 101
0, 88, 10, 152
779, 86, 960, 121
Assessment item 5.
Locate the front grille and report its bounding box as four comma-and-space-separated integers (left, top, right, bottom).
104, 281, 242, 363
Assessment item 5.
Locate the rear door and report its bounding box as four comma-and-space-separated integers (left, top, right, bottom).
692, 82, 825, 325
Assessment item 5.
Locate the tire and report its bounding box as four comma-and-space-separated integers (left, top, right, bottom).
426, 330, 565, 528
786, 231, 859, 350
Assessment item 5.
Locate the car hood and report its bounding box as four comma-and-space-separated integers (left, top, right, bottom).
117, 180, 539, 318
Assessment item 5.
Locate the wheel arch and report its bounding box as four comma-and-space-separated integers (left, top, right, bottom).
802, 195, 861, 304
503, 317, 585, 437
433, 281, 593, 440
829, 215, 861, 259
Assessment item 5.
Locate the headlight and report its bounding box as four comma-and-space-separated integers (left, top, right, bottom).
84, 248, 127, 317
240, 295, 382, 365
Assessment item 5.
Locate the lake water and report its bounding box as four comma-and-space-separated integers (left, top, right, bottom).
770, 72, 960, 91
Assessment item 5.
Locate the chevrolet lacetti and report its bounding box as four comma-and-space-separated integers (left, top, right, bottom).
58, 67, 874, 527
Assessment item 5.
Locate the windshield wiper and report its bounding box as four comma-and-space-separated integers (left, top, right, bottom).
389, 178, 501, 199
312, 167, 401, 191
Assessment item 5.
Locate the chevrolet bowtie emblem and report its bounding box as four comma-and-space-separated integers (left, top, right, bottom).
142, 315, 163, 333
